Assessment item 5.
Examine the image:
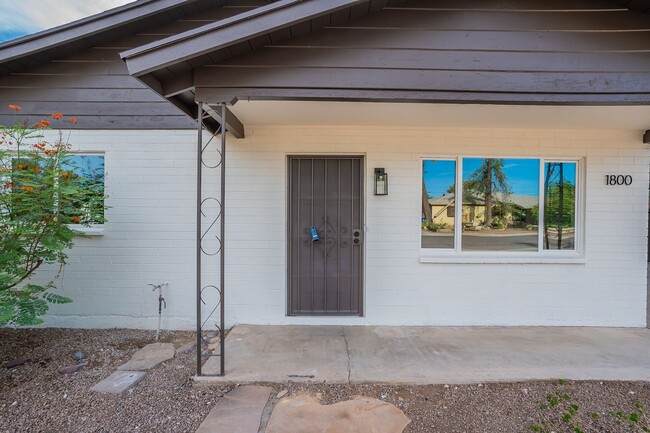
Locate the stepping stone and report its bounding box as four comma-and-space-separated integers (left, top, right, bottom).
195, 385, 272, 433
90, 371, 146, 394
265, 395, 410, 433
117, 342, 174, 371
4, 357, 27, 369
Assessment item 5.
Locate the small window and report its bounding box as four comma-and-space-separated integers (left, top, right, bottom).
543, 162, 576, 250
422, 159, 456, 249
60, 155, 105, 225
421, 157, 580, 256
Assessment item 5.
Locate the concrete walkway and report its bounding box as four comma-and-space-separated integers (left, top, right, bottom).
198, 325, 650, 385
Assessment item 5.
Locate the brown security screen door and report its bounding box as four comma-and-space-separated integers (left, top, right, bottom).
288, 156, 363, 316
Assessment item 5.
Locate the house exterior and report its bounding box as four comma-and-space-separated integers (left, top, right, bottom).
1, 0, 650, 332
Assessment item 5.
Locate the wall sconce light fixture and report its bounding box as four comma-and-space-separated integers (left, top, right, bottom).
644, 130, 649, 144
374, 168, 388, 196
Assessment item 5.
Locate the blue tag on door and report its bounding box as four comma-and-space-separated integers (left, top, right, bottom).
310, 226, 320, 242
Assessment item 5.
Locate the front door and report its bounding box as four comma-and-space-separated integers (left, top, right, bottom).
288, 156, 363, 316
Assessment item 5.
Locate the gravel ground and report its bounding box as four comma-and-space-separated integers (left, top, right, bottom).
2, 328, 650, 433
0, 328, 230, 433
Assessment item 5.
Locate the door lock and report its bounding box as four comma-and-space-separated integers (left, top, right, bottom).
352, 229, 362, 245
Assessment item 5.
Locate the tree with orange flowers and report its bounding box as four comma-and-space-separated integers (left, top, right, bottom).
0, 106, 105, 326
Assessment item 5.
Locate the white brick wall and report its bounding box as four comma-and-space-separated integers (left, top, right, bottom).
31, 124, 649, 329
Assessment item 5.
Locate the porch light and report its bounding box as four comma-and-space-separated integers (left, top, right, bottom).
644, 130, 649, 144
374, 168, 388, 196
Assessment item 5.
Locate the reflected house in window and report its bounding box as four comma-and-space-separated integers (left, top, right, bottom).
428, 193, 483, 228
428, 192, 538, 229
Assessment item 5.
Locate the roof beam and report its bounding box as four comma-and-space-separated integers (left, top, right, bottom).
121, 0, 368, 76
162, 71, 194, 98
195, 87, 650, 105
203, 104, 245, 139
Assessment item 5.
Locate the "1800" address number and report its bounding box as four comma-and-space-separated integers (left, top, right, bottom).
605, 174, 633, 186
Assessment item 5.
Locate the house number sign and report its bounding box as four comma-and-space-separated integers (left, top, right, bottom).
605, 174, 633, 186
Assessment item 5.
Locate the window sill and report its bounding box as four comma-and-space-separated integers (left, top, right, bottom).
70, 225, 105, 237
419, 254, 586, 264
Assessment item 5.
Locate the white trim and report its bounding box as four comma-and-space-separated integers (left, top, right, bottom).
419, 255, 586, 264
70, 225, 105, 236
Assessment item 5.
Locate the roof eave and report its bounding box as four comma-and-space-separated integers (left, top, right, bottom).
0, 0, 201, 65
120, 0, 369, 77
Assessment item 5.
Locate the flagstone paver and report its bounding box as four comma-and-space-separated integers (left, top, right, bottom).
265, 395, 410, 433
117, 342, 175, 371
90, 370, 146, 394
195, 385, 272, 433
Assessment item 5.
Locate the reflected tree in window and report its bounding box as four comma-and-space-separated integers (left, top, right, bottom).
544, 162, 576, 250
465, 158, 511, 228
57, 155, 105, 225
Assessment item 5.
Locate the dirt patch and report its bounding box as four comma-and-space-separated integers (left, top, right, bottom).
1, 329, 650, 433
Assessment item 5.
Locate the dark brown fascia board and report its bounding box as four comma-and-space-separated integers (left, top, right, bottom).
608, 0, 650, 14
0, 0, 202, 65
121, 0, 368, 77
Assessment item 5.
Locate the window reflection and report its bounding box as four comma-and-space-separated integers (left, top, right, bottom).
422, 159, 456, 249
543, 162, 576, 250
60, 155, 105, 224
461, 158, 539, 252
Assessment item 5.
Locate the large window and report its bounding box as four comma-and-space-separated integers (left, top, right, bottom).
422, 157, 580, 254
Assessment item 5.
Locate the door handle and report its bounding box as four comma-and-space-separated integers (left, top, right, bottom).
310, 226, 320, 242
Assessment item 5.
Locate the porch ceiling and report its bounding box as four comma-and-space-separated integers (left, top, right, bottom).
229, 100, 650, 131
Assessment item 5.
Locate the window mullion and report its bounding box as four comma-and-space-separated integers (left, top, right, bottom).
455, 157, 463, 253
538, 159, 545, 253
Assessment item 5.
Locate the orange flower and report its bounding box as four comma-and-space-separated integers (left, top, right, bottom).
20, 186, 33, 191
68, 117, 78, 125
33, 167, 40, 174
40, 120, 50, 127
44, 149, 57, 156
61, 172, 69, 179
71, 216, 81, 223
17, 164, 23, 170
8, 104, 22, 111
0, 167, 7, 173
51, 112, 63, 120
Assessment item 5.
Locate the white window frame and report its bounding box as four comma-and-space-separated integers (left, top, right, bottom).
420, 156, 585, 264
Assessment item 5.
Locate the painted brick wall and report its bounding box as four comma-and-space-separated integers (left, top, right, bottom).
32, 125, 649, 329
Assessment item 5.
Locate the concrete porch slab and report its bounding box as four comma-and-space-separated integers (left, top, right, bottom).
197, 325, 650, 385
201, 325, 349, 382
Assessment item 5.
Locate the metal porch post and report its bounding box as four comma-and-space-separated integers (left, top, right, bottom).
196, 102, 227, 377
